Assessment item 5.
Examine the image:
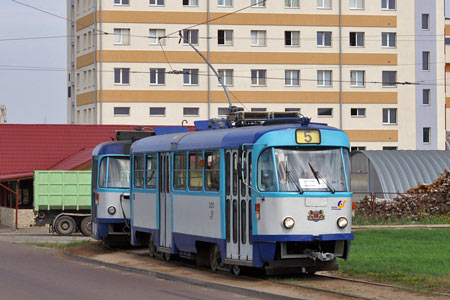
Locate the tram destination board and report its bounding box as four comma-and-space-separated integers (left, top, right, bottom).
296, 129, 321, 144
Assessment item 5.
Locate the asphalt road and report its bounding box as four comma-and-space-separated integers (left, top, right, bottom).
0, 241, 261, 300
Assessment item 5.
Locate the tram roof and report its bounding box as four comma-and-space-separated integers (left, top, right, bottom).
131, 122, 343, 153
92, 141, 132, 156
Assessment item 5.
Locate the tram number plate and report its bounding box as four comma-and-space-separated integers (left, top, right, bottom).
296, 130, 321, 144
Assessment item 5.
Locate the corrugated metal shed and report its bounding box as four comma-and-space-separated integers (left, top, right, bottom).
351, 150, 450, 199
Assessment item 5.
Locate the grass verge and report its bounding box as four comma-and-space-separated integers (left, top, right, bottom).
336, 228, 450, 294
26, 240, 91, 249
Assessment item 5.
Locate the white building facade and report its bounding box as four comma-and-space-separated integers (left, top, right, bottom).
67, 0, 447, 150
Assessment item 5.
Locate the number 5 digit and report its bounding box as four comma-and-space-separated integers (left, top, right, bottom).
304, 131, 312, 143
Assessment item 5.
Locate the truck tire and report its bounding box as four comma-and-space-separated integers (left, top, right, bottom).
55, 216, 76, 236
80, 216, 92, 237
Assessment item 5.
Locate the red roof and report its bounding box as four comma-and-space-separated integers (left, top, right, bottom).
0, 124, 139, 180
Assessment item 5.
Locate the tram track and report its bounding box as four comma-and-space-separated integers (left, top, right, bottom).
106, 245, 447, 300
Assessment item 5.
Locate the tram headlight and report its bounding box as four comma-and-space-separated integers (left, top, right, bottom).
107, 206, 116, 215
283, 217, 295, 229
337, 217, 348, 229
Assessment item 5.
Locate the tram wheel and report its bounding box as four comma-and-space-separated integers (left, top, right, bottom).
55, 216, 76, 236
230, 265, 241, 276
148, 235, 157, 258
209, 244, 222, 272
80, 216, 91, 236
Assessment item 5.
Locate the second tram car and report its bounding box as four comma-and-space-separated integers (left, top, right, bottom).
130, 114, 353, 274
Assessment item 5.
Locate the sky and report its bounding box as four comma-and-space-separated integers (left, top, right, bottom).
0, 1, 450, 124
0, 0, 67, 124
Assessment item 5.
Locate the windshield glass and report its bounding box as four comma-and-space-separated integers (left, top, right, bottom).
258, 147, 349, 193
99, 156, 130, 189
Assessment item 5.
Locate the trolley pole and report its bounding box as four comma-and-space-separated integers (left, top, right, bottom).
0, 182, 19, 229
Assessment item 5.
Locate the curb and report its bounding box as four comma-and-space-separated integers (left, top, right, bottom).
353, 224, 450, 230
62, 250, 309, 300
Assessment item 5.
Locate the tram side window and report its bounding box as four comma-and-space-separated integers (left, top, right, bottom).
146, 154, 157, 189
134, 155, 145, 189
205, 151, 220, 192
174, 152, 187, 190
189, 152, 203, 191
98, 158, 107, 188
257, 148, 276, 192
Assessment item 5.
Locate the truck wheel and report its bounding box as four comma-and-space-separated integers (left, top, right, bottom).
80, 216, 91, 237
55, 216, 76, 236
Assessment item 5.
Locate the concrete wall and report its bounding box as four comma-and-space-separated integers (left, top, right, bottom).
0, 207, 35, 228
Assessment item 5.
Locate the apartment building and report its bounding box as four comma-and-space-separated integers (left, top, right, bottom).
67, 0, 446, 150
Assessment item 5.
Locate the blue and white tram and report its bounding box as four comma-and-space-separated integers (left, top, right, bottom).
130, 117, 353, 274
91, 141, 134, 244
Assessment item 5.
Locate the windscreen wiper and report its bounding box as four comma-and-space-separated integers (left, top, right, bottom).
286, 162, 304, 194
308, 163, 335, 194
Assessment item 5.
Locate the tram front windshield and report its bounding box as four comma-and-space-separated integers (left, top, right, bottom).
258, 147, 349, 193
98, 157, 130, 189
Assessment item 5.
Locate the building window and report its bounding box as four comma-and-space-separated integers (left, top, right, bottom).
183, 69, 199, 85
350, 0, 364, 9
422, 14, 430, 30
251, 30, 266, 46
114, 68, 130, 84
318, 108, 333, 117
183, 29, 199, 45
285, 31, 300, 46
381, 0, 395, 9
149, 29, 165, 45
218, 0, 232, 7
446, 38, 450, 45
317, 70, 332, 86
251, 0, 266, 7
351, 146, 366, 152
114, 107, 130, 116
150, 68, 165, 85
149, 0, 164, 5
382, 146, 397, 150
422, 51, 430, 71
285, 70, 300, 86
423, 127, 431, 143
350, 70, 365, 87
251, 69, 266, 86
351, 108, 366, 117
218, 30, 233, 45
251, 108, 267, 112
183, 0, 198, 6
382, 108, 397, 124
382, 32, 396, 48
317, 31, 332, 47
285, 107, 300, 112
317, 0, 331, 9
114, 28, 130, 45
218, 69, 233, 86
184, 107, 199, 116
149, 107, 166, 116
285, 0, 299, 8
115, 0, 129, 5
423, 89, 430, 105
350, 32, 364, 47
382, 71, 397, 87
218, 107, 229, 115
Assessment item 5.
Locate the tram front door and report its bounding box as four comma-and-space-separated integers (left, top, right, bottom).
225, 149, 252, 263
159, 152, 172, 249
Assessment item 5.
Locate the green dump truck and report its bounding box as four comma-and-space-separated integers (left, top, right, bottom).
34, 170, 91, 236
